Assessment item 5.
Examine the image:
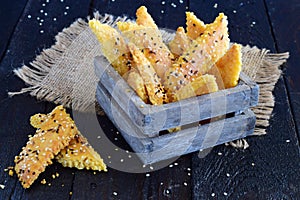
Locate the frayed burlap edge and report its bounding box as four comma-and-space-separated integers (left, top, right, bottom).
8, 14, 289, 149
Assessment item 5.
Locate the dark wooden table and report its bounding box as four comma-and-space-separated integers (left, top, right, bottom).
0, 0, 299, 199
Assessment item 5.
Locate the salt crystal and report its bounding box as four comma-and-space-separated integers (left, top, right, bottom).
226, 173, 230, 177
44, 13, 48, 16
146, 173, 150, 177
161, 10, 164, 14
183, 182, 188, 186
113, 191, 118, 196
40, 10, 44, 13
66, 6, 69, 9
233, 10, 237, 13
27, 15, 32, 19
120, 159, 124, 162
213, 3, 218, 8
217, 152, 222, 156
169, 164, 173, 168
64, 12, 68, 15
42, 3, 46, 6
224, 192, 228, 196
0, 184, 5, 189
40, 30, 44, 33
162, 1, 165, 5
286, 139, 290, 143
211, 193, 215, 197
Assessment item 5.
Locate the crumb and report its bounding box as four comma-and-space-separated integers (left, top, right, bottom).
8, 170, 14, 176
41, 179, 46, 184
48, 183, 51, 186
69, 192, 72, 195
56, 172, 59, 177
52, 174, 56, 179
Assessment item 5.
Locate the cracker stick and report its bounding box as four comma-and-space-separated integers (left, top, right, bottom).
164, 13, 229, 99
174, 74, 218, 101
186, 12, 206, 40
128, 43, 168, 105
168, 27, 192, 56
89, 19, 132, 76
117, 21, 173, 79
56, 134, 107, 172
30, 113, 107, 172
136, 6, 157, 28
123, 68, 149, 103
15, 106, 77, 188
215, 43, 242, 88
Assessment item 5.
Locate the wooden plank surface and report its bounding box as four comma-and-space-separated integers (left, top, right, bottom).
265, 0, 300, 141
0, 0, 299, 200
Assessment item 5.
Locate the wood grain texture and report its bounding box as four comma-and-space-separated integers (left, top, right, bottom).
0, 0, 299, 199
0, 0, 27, 60
265, 0, 300, 142
0, 0, 90, 199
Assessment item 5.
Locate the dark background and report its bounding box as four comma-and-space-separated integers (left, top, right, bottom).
0, 0, 299, 199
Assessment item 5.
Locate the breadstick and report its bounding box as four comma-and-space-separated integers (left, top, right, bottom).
89, 19, 132, 76
128, 43, 168, 105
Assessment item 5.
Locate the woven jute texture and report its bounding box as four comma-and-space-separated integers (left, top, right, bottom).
9, 14, 289, 148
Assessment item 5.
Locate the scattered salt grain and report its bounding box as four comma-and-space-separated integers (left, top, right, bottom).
120, 159, 124, 162
224, 192, 228, 196
146, 173, 150, 177
213, 3, 218, 8
233, 10, 237, 13
162, 1, 165, 5
286, 139, 290, 143
40, 10, 44, 13
64, 12, 68, 15
40, 30, 44, 34
217, 152, 222, 156
42, 3, 46, 6
211, 193, 215, 197
226, 173, 230, 177
66, 6, 69, 9
169, 164, 173, 168
44, 13, 48, 16
0, 184, 5, 189
251, 162, 255, 166
113, 191, 118, 196
187, 167, 191, 171
161, 10, 164, 14
183, 182, 188, 186
174, 162, 178, 166
179, 0, 183, 3
27, 15, 32, 19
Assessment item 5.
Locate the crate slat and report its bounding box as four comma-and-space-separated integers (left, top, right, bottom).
95, 56, 259, 136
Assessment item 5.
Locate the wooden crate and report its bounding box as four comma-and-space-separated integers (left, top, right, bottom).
95, 56, 259, 164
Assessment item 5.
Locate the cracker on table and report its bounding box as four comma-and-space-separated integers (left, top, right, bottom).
174, 74, 219, 101
30, 113, 108, 172
186, 12, 206, 40
56, 133, 107, 172
15, 105, 78, 188
89, 19, 132, 76
117, 20, 173, 80
168, 27, 192, 57
164, 13, 229, 99
128, 43, 168, 105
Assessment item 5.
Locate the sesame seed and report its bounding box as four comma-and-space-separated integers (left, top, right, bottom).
146, 173, 150, 177
224, 192, 228, 196
226, 173, 230, 177
251, 162, 255, 166
183, 182, 188, 186
286, 139, 290, 143
169, 164, 173, 168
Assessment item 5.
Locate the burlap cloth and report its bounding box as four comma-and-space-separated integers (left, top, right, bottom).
9, 14, 289, 148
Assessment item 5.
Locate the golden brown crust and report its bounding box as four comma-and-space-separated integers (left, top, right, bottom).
117, 21, 173, 79
164, 13, 229, 99
128, 43, 168, 105
215, 43, 242, 88
15, 106, 78, 188
174, 74, 218, 101
186, 12, 206, 40
168, 27, 192, 56
136, 6, 157, 28
89, 19, 132, 76
56, 133, 107, 172
30, 112, 108, 172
